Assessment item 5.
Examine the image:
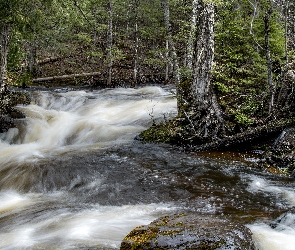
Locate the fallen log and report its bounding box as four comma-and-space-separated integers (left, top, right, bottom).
37, 56, 66, 66
32, 72, 102, 83
32, 72, 167, 84
192, 118, 295, 152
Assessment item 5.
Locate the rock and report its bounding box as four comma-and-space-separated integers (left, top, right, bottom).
8, 108, 26, 119
0, 89, 30, 133
270, 208, 295, 229
0, 116, 15, 133
265, 128, 295, 174
120, 213, 255, 249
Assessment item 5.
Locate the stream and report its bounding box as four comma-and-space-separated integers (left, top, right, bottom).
0, 86, 295, 249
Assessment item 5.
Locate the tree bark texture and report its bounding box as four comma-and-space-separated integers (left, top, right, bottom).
0, 22, 10, 89
26, 41, 37, 74
106, 0, 113, 87
264, 6, 275, 115
186, 0, 198, 70
133, 0, 140, 87
183, 1, 223, 143
162, 0, 181, 93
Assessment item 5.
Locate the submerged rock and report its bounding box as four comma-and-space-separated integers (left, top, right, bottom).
120, 213, 255, 249
270, 208, 295, 229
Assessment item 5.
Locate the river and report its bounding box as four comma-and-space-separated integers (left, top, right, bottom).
0, 86, 295, 249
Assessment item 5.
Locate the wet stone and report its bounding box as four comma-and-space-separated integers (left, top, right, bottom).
120, 213, 255, 249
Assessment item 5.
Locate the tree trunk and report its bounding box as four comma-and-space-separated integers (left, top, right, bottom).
277, 0, 289, 108
186, 0, 198, 70
165, 39, 170, 81
106, 0, 113, 87
0, 22, 11, 91
162, 0, 181, 108
182, 0, 223, 143
264, 6, 275, 115
284, 0, 289, 65
27, 41, 37, 75
132, 0, 140, 87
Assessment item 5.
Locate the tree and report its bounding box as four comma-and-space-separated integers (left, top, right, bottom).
162, 0, 181, 107
179, 0, 224, 143
106, 0, 113, 87
0, 0, 19, 90
0, 22, 10, 91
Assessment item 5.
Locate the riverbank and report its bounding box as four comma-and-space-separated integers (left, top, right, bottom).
1, 84, 294, 176
0, 85, 295, 249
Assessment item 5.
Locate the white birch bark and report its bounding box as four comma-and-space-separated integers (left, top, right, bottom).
264, 6, 275, 115
192, 1, 214, 106
107, 0, 113, 87
133, 0, 140, 87
185, 0, 223, 141
187, 0, 198, 70
162, 0, 180, 87
165, 39, 169, 81
0, 22, 10, 90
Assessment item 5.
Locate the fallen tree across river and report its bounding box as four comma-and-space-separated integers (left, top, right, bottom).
32, 72, 102, 83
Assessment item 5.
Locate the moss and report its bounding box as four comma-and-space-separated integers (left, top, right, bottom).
139, 119, 180, 144
122, 226, 159, 249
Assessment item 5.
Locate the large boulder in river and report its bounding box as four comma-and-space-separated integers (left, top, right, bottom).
120, 213, 255, 249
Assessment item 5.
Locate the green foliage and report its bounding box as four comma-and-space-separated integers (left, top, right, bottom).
1, 0, 290, 136
139, 120, 179, 143
7, 31, 24, 72
213, 82, 230, 94
229, 110, 255, 126
214, 0, 285, 126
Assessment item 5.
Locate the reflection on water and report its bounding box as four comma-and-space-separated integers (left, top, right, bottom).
0, 86, 295, 249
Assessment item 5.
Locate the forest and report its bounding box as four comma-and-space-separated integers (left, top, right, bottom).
1, 0, 295, 171
2, 1, 295, 249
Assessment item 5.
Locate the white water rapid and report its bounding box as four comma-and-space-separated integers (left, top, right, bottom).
247, 176, 295, 250
0, 86, 178, 249
1, 86, 295, 249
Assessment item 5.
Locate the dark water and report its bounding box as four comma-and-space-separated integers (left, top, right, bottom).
0, 86, 295, 249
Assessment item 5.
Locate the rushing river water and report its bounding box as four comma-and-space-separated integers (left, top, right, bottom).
0, 86, 295, 249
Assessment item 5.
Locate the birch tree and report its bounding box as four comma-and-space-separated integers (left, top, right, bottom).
181, 0, 224, 142
263, 1, 275, 114
0, 22, 10, 91
106, 0, 113, 87
0, 0, 18, 91
162, 0, 181, 108
186, 0, 198, 70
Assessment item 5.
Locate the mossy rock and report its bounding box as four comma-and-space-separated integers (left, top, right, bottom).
137, 119, 182, 144
120, 213, 255, 249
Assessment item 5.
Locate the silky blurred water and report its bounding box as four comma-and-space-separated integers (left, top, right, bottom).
0, 86, 294, 249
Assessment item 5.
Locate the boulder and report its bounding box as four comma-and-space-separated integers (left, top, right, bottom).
264, 128, 295, 174
120, 213, 255, 249
0, 89, 30, 133
0, 115, 14, 133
